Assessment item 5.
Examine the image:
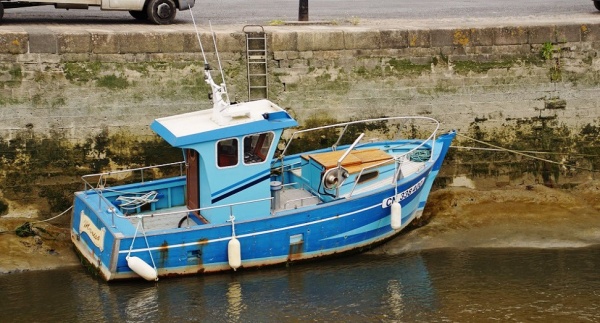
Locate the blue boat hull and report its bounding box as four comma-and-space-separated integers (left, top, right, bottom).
71, 132, 455, 281
72, 173, 427, 280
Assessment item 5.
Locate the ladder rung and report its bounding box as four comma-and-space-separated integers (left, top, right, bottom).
248, 55, 266, 60
250, 86, 268, 89
249, 74, 268, 77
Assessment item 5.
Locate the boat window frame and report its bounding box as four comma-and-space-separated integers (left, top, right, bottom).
242, 131, 275, 165
356, 170, 379, 184
216, 137, 239, 168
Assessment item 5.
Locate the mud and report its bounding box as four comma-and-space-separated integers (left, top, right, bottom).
374, 181, 600, 255
1, 183, 599, 274
0, 218, 79, 274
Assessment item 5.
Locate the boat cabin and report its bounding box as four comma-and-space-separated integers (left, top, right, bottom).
150, 99, 297, 224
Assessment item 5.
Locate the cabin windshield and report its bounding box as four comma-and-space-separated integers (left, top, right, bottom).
243, 132, 274, 164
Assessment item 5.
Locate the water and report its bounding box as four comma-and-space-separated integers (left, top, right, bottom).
2, 247, 599, 322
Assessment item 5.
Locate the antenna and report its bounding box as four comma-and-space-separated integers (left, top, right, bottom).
187, 3, 207, 65
187, 7, 232, 123
209, 21, 231, 105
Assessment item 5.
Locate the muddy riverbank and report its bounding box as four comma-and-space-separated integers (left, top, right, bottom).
373, 182, 600, 255
1, 183, 599, 274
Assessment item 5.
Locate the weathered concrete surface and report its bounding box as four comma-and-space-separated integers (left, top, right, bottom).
1, 19, 600, 140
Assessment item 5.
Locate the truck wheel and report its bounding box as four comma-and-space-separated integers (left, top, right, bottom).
129, 10, 148, 20
146, 0, 176, 25
595, 1, 600, 11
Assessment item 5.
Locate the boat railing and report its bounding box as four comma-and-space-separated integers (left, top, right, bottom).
277, 116, 439, 188
80, 161, 186, 223
346, 151, 427, 198
81, 161, 186, 191
114, 197, 273, 230
347, 157, 399, 198
279, 116, 440, 158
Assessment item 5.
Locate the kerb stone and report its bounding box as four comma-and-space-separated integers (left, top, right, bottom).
58, 32, 91, 54
344, 30, 380, 50
297, 30, 344, 51
0, 32, 28, 54
493, 27, 528, 45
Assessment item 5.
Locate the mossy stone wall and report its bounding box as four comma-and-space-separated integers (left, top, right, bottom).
1, 23, 600, 216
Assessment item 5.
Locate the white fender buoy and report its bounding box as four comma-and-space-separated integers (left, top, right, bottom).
390, 201, 402, 230
127, 256, 158, 281
228, 237, 241, 271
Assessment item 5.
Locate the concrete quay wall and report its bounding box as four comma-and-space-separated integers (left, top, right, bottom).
0, 23, 599, 138
1, 21, 600, 195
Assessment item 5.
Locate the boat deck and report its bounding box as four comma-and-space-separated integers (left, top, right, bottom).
277, 187, 320, 211
128, 206, 197, 231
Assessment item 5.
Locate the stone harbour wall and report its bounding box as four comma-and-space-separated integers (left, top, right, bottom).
1, 22, 600, 216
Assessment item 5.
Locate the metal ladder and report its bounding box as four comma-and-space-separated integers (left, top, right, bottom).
243, 25, 268, 101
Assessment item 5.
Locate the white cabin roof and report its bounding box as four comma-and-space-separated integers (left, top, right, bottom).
151, 99, 298, 147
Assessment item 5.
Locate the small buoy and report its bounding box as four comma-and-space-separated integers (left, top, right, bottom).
390, 201, 402, 230
228, 237, 241, 271
127, 256, 158, 281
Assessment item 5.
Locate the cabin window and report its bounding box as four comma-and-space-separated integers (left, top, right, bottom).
217, 138, 238, 167
243, 132, 274, 164
356, 170, 379, 184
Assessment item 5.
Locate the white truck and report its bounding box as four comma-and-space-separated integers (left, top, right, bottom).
0, 0, 195, 24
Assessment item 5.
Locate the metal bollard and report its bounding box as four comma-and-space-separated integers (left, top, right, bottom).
270, 181, 282, 212
299, 0, 308, 21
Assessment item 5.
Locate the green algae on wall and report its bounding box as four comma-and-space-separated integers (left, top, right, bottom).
2, 24, 600, 221
453, 117, 597, 188
0, 128, 181, 220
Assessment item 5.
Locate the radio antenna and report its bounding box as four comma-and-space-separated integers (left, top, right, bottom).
187, 7, 231, 120
187, 3, 207, 64
209, 21, 230, 104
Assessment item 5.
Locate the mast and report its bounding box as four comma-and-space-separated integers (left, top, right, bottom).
189, 9, 233, 125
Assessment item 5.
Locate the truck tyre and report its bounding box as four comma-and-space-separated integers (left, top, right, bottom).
0, 1, 4, 23
129, 10, 148, 20
146, 0, 176, 25
595, 1, 600, 11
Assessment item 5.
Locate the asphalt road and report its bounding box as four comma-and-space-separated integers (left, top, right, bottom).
0, 0, 598, 26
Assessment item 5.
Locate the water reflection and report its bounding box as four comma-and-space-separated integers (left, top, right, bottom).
125, 287, 159, 322
225, 281, 244, 321
385, 279, 405, 318
1, 247, 599, 322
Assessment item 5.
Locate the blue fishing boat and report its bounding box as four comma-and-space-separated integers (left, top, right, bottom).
70, 56, 455, 281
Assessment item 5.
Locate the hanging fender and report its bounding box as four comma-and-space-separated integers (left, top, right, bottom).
228, 237, 241, 270
390, 201, 402, 230
127, 256, 158, 281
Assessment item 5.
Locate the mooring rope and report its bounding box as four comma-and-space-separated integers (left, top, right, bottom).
127, 217, 159, 280
11, 205, 74, 236
31, 206, 74, 224
453, 133, 596, 172
115, 191, 159, 210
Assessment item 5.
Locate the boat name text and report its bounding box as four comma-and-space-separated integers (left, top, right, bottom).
382, 177, 425, 208
79, 210, 105, 251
